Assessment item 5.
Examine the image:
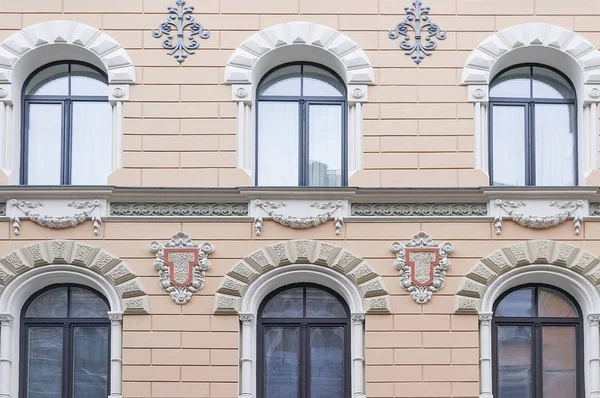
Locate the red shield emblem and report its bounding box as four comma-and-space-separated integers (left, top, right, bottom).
164, 248, 199, 287
405, 248, 440, 287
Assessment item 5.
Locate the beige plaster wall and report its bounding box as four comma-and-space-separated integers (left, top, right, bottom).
2, 217, 599, 397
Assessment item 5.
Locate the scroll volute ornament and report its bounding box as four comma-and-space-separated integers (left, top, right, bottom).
149, 232, 215, 304
390, 232, 454, 304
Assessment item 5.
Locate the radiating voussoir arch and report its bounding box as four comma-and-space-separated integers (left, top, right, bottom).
0, 20, 136, 84
213, 240, 391, 314
224, 21, 375, 85
454, 240, 600, 314
0, 240, 148, 313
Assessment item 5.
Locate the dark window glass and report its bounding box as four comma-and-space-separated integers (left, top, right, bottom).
21, 285, 110, 398
257, 63, 347, 187
22, 62, 110, 185
493, 285, 582, 398
258, 284, 350, 398
489, 65, 577, 186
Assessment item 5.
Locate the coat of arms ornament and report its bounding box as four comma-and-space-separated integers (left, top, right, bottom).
149, 232, 215, 304
390, 232, 454, 304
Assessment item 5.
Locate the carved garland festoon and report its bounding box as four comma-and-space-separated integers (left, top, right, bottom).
10, 199, 102, 236
149, 232, 215, 304
494, 199, 584, 235
254, 200, 344, 236
390, 232, 454, 304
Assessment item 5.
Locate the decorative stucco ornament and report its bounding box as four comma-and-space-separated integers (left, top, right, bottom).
388, 0, 447, 64
149, 232, 215, 304
10, 199, 101, 235
390, 232, 454, 304
493, 199, 583, 235
151, 0, 210, 63
254, 200, 344, 236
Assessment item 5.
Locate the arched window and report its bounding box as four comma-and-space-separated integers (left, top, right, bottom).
257, 284, 350, 398
20, 284, 110, 398
21, 61, 112, 185
256, 63, 347, 187
489, 65, 577, 186
493, 285, 583, 398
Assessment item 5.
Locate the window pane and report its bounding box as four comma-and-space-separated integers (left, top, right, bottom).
70, 288, 109, 318
308, 104, 342, 187
538, 288, 578, 318
495, 288, 534, 317
27, 103, 63, 185
306, 288, 346, 318
73, 327, 109, 398
71, 102, 112, 185
259, 65, 302, 96
262, 287, 304, 318
533, 67, 575, 99
26, 287, 68, 318
264, 327, 300, 398
309, 327, 345, 398
303, 65, 344, 97
492, 105, 526, 186
542, 326, 577, 398
534, 104, 576, 186
27, 327, 63, 398
491, 67, 531, 98
497, 325, 533, 398
26, 64, 69, 96
257, 101, 299, 186
71, 64, 108, 96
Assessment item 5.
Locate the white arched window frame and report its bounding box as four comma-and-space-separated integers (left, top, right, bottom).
462, 23, 600, 185
224, 22, 375, 183
238, 264, 367, 398
0, 265, 126, 398
478, 265, 600, 398
0, 20, 135, 184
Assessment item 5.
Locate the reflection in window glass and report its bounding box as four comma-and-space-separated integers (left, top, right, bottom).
495, 288, 534, 317
492, 105, 526, 186
490, 66, 530, 98
73, 327, 109, 398
538, 288, 578, 318
309, 104, 342, 187
26, 287, 68, 318
310, 327, 345, 398
264, 327, 300, 398
262, 287, 304, 318
532, 67, 575, 99
25, 64, 69, 96
27, 327, 63, 398
542, 327, 577, 398
27, 103, 63, 185
497, 326, 533, 398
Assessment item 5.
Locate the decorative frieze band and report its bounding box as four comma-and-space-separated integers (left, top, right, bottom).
351, 203, 487, 217
110, 202, 248, 217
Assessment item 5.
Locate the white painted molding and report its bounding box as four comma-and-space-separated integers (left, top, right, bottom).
476, 265, 600, 398
234, 264, 368, 398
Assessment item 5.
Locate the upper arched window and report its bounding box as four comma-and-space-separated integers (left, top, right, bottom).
493, 285, 583, 398
21, 61, 112, 185
256, 63, 347, 187
258, 284, 350, 398
20, 284, 110, 398
489, 65, 577, 186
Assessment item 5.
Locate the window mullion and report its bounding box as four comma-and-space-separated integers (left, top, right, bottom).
62, 323, 70, 398
528, 102, 536, 186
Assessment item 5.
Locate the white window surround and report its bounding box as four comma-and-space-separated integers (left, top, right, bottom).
477, 266, 600, 398
0, 20, 136, 184
0, 265, 125, 398
461, 22, 600, 185
237, 264, 367, 398
224, 21, 375, 182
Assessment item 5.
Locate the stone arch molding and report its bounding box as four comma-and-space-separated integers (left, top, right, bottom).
454, 240, 600, 314
462, 22, 600, 85
0, 20, 136, 84
224, 21, 375, 85
213, 240, 391, 314
0, 240, 149, 313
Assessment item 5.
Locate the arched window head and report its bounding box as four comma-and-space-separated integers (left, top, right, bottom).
256, 63, 347, 187
258, 284, 350, 398
489, 65, 577, 187
20, 284, 110, 398
493, 285, 583, 398
22, 61, 111, 185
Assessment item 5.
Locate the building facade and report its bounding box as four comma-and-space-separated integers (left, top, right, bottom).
0, 1, 599, 397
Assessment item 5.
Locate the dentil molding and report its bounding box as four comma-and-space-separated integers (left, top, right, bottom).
390, 231, 454, 304
492, 199, 584, 235
8, 199, 105, 235
149, 232, 215, 304
252, 199, 346, 236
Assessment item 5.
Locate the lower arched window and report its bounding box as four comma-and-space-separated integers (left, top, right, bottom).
257, 284, 350, 398
493, 285, 583, 398
20, 284, 110, 398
